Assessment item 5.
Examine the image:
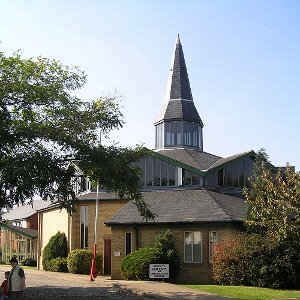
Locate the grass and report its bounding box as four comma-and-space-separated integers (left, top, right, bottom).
184, 285, 300, 300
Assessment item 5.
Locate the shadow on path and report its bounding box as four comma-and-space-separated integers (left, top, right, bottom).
23, 286, 149, 299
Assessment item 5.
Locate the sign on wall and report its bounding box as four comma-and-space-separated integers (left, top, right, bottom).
149, 264, 169, 279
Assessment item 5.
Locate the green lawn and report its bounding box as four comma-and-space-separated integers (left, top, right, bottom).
184, 285, 300, 300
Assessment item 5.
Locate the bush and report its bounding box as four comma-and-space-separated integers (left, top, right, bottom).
154, 230, 180, 279
42, 231, 68, 271
47, 257, 68, 272
67, 249, 102, 275
21, 258, 37, 267
121, 230, 180, 280
121, 246, 161, 280
212, 233, 300, 288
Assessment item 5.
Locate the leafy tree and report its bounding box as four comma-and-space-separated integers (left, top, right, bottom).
244, 148, 300, 239
0, 51, 153, 219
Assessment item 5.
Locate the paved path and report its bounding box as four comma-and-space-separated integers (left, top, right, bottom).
0, 265, 233, 299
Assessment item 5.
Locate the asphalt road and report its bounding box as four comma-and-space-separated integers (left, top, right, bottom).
0, 266, 151, 300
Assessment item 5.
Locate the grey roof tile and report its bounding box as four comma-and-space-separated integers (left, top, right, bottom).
207, 150, 255, 171
106, 188, 247, 225
1, 199, 52, 221
156, 149, 221, 170
0, 223, 38, 238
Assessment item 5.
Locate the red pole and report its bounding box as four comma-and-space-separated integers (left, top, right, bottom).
90, 243, 97, 281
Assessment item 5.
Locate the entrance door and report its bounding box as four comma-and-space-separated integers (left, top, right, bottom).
103, 238, 111, 274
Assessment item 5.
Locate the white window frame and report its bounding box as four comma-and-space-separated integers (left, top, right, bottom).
209, 231, 218, 262
184, 231, 202, 263
80, 206, 88, 249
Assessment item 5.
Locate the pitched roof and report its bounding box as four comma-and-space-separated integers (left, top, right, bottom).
156, 149, 221, 171
77, 191, 120, 201
0, 223, 38, 238
106, 188, 247, 226
1, 199, 52, 221
207, 150, 256, 171
155, 35, 203, 126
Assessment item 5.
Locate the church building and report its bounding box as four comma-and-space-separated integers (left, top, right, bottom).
105, 35, 256, 283
2, 35, 270, 284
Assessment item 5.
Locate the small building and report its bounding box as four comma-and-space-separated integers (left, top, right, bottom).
0, 199, 51, 263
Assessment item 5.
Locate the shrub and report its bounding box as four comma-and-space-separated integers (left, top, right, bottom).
212, 233, 300, 288
21, 258, 37, 267
121, 246, 161, 280
67, 249, 102, 275
47, 257, 68, 272
154, 230, 180, 279
42, 231, 68, 271
121, 230, 180, 280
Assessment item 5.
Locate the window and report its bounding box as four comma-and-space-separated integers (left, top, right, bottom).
125, 232, 132, 256
209, 231, 218, 262
184, 231, 202, 263
218, 169, 224, 186
80, 206, 88, 249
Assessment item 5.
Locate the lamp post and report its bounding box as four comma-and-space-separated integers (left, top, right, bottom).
90, 129, 102, 281
90, 184, 99, 281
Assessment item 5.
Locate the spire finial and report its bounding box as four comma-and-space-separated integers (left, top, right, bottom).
177, 34, 181, 44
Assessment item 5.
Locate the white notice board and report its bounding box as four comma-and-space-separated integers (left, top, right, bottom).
149, 264, 169, 279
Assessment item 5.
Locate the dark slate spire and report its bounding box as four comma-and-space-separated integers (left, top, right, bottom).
155, 35, 203, 126
168, 34, 193, 101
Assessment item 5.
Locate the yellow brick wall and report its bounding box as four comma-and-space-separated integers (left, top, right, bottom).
70, 199, 128, 269
39, 199, 128, 271
111, 223, 240, 283
39, 208, 70, 269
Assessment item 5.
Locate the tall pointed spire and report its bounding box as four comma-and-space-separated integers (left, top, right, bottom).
165, 33, 193, 101
155, 35, 203, 125
154, 35, 204, 150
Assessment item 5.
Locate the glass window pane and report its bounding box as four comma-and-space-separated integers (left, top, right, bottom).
154, 158, 161, 186
191, 173, 199, 185
193, 243, 201, 262
183, 169, 192, 185
161, 161, 168, 186
168, 164, 176, 186
125, 232, 132, 256
145, 157, 153, 186
184, 232, 192, 262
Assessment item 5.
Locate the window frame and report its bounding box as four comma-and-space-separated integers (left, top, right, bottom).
80, 206, 88, 249
184, 231, 202, 263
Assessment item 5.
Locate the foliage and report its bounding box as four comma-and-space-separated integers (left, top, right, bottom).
21, 258, 37, 267
42, 231, 68, 270
212, 149, 300, 289
121, 246, 161, 280
0, 51, 153, 220
212, 233, 300, 288
67, 249, 102, 275
46, 257, 68, 272
121, 230, 179, 280
154, 229, 180, 279
185, 285, 300, 300
244, 148, 300, 238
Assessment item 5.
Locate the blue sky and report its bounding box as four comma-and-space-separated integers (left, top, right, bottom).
1, 0, 299, 170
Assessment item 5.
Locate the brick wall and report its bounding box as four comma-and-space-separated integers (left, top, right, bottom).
39, 208, 70, 269
111, 223, 241, 283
